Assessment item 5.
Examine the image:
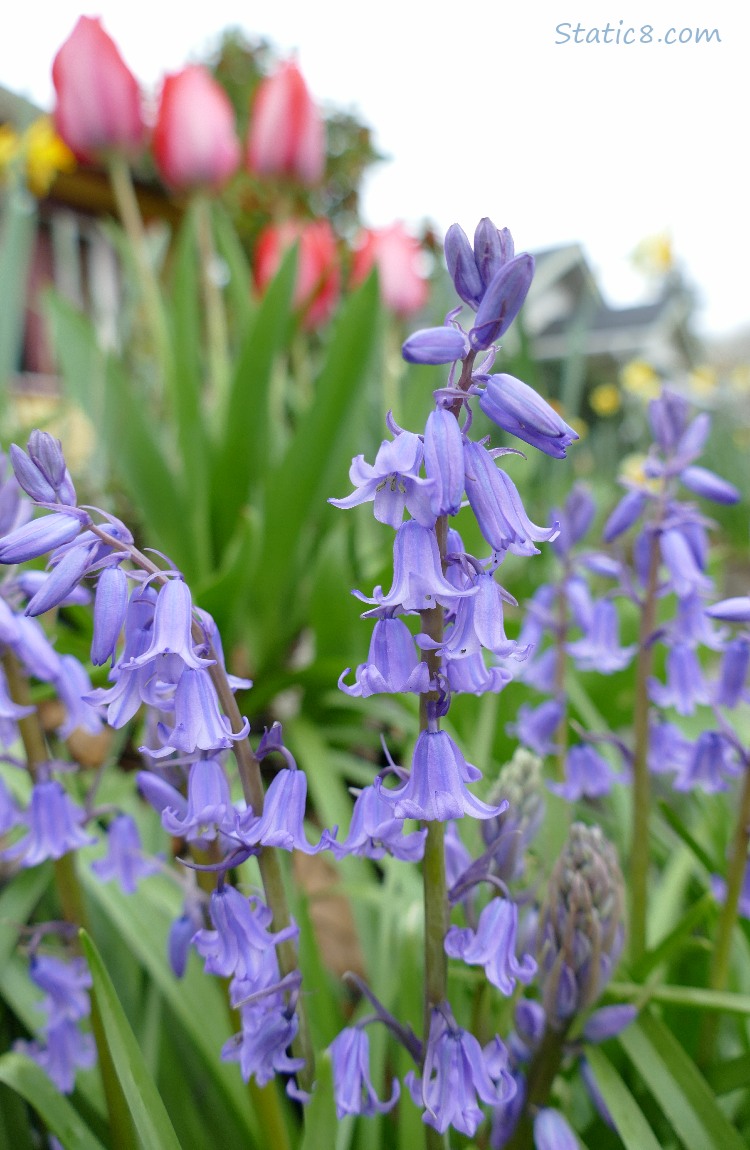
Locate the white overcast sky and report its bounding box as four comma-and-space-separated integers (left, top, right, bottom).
3, 0, 748, 337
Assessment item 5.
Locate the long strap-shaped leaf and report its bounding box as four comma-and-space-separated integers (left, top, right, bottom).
0, 1053, 106, 1150
80, 930, 182, 1150
585, 1046, 661, 1150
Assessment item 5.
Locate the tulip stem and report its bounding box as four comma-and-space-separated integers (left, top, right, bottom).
194, 194, 230, 407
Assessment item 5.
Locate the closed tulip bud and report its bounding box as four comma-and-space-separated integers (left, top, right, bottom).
153, 66, 240, 192
351, 223, 429, 317
52, 17, 146, 161
254, 219, 339, 330
246, 60, 325, 185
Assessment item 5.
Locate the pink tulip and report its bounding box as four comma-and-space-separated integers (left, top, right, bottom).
351, 224, 429, 317
246, 61, 325, 185
52, 16, 146, 161
153, 66, 240, 192
254, 220, 339, 330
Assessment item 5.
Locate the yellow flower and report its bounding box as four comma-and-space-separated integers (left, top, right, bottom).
687, 365, 717, 397
632, 232, 673, 277
23, 117, 76, 196
620, 359, 660, 400
590, 382, 621, 417
0, 124, 21, 172
619, 452, 660, 493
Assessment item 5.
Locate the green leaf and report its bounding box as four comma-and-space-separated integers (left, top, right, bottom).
584, 1046, 662, 1150
0, 187, 35, 407
210, 245, 298, 549
655, 800, 719, 874
0, 1053, 106, 1150
79, 929, 183, 1150
0, 864, 51, 967
299, 1050, 337, 1150
619, 1010, 746, 1150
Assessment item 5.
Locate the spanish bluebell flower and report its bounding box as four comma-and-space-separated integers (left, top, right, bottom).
376, 728, 504, 822
647, 720, 693, 776
680, 464, 741, 505
445, 898, 537, 993
648, 389, 690, 452
445, 650, 512, 695
648, 642, 709, 715
3, 779, 95, 867
706, 597, 750, 623
236, 766, 334, 854
137, 770, 189, 822
673, 592, 727, 650
330, 783, 426, 862
581, 1003, 637, 1042
713, 638, 750, 708
601, 489, 648, 543
550, 485, 596, 558
358, 520, 477, 612
659, 526, 712, 599
444, 222, 489, 308
91, 813, 159, 894
463, 441, 559, 556
548, 744, 622, 802
338, 614, 431, 697
469, 254, 535, 351
160, 757, 236, 841
0, 511, 85, 565
10, 431, 76, 506
533, 1108, 578, 1150
193, 884, 298, 982
423, 406, 465, 517
125, 578, 214, 672
406, 1007, 516, 1137
537, 823, 624, 1028
673, 730, 740, 793
29, 955, 92, 1024
329, 1026, 400, 1118
510, 999, 546, 1061
506, 699, 564, 757
53, 654, 103, 738
431, 570, 524, 661
477, 374, 578, 459
169, 909, 202, 978
222, 998, 304, 1087
147, 666, 249, 756
402, 324, 470, 365
91, 565, 129, 665
567, 599, 635, 674
329, 430, 436, 528
24, 538, 99, 617
16, 1018, 96, 1094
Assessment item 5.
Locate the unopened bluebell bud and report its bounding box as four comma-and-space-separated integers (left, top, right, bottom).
444, 223, 484, 308
469, 254, 534, 350
401, 325, 469, 365
92, 565, 129, 665
680, 465, 740, 505
0, 511, 83, 564
601, 489, 647, 542
473, 218, 515, 289
478, 373, 577, 459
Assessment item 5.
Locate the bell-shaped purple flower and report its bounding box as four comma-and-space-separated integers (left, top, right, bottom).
445, 650, 512, 695
648, 389, 690, 452
329, 430, 435, 528
339, 616, 431, 697
445, 898, 536, 994
469, 254, 534, 350
478, 374, 578, 459
331, 783, 426, 861
24, 539, 98, 617
91, 565, 129, 665
237, 766, 333, 854
160, 757, 236, 841
602, 488, 648, 543
550, 484, 596, 557
464, 441, 559, 557
54, 654, 103, 738
567, 599, 635, 674
648, 720, 693, 776
29, 955, 92, 1025
222, 998, 303, 1086
193, 884, 298, 982
406, 1008, 516, 1137
149, 666, 249, 756
444, 223, 485, 308
506, 699, 564, 757
330, 1027, 400, 1118
423, 407, 465, 517
125, 578, 214, 672
680, 465, 740, 505
714, 638, 750, 708
673, 730, 740, 793
582, 1003, 637, 1043
376, 728, 503, 822
0, 511, 84, 564
706, 597, 750, 623
3, 780, 95, 867
16, 1019, 96, 1094
402, 325, 470, 366
10, 431, 76, 506
649, 643, 709, 715
434, 570, 523, 661
534, 1108, 579, 1150
91, 813, 159, 894
359, 520, 477, 612
548, 744, 622, 801
660, 526, 712, 599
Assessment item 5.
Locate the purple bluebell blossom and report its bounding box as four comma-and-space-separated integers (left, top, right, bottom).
0, 775, 23, 832
430, 570, 524, 661
582, 1003, 637, 1042
602, 489, 648, 543
659, 526, 713, 599
358, 520, 478, 613
444, 222, 488, 308
648, 389, 690, 452
329, 430, 436, 528
406, 1008, 516, 1137
477, 374, 578, 459
567, 599, 635, 674
548, 744, 622, 802
53, 654, 103, 738
706, 597, 750, 623
680, 465, 740, 505
339, 615, 431, 697
376, 728, 504, 822
3, 779, 95, 867
222, 998, 303, 1087
125, 578, 214, 672
236, 766, 334, 854
329, 1027, 400, 1118
506, 699, 564, 757
673, 592, 727, 650
193, 885, 298, 983
647, 720, 693, 776
330, 783, 426, 862
423, 406, 465, 517
445, 650, 512, 694
29, 955, 92, 1025
10, 432, 76, 505
445, 898, 536, 993
24, 538, 98, 617
469, 254, 535, 351
160, 757, 235, 841
402, 325, 470, 365
16, 1019, 96, 1093
533, 1108, 578, 1150
463, 441, 559, 557
0, 511, 85, 565
550, 485, 596, 557
91, 565, 129, 665
648, 642, 709, 715
147, 666, 249, 756
713, 638, 750, 708
91, 813, 159, 894
673, 730, 740, 793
